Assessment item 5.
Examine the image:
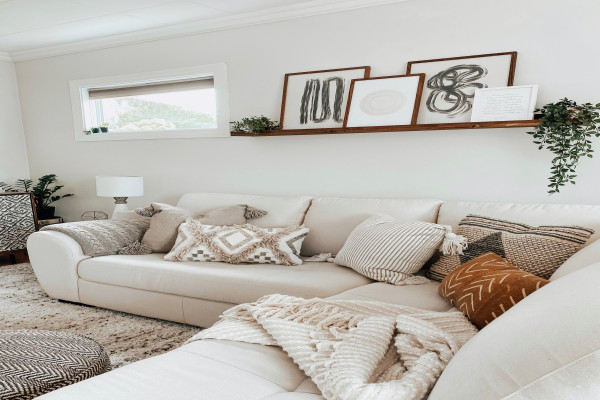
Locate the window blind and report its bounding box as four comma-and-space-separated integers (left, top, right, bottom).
87, 77, 214, 100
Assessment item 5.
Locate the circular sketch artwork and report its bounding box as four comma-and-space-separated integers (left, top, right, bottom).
360, 90, 407, 116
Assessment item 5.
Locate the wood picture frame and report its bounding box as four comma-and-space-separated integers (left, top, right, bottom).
280, 66, 371, 131
343, 74, 425, 128
0, 192, 39, 260
406, 52, 518, 124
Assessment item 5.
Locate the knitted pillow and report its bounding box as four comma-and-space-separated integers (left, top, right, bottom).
439, 252, 549, 329
164, 220, 309, 266
428, 215, 594, 281
333, 214, 466, 285
137, 203, 268, 253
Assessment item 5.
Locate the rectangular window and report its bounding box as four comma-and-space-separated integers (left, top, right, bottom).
70, 64, 229, 141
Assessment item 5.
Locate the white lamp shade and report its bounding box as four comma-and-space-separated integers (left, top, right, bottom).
96, 176, 144, 197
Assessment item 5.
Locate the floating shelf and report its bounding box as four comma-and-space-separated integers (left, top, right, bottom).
231, 120, 540, 137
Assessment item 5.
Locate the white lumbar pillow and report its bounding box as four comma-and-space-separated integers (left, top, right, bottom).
334, 214, 466, 285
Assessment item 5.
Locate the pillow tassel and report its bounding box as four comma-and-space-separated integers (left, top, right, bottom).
244, 205, 268, 220
441, 230, 468, 255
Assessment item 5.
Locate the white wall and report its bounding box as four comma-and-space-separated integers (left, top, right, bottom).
14, 0, 600, 221
0, 60, 29, 183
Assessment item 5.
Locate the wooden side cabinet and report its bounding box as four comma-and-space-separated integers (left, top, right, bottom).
0, 192, 39, 264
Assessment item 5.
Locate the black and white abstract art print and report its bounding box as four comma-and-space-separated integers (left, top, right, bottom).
281, 67, 370, 130
407, 52, 517, 124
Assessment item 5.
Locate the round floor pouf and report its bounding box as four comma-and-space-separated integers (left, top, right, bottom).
0, 330, 111, 400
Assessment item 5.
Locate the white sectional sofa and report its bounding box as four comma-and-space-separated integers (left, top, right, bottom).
27, 193, 600, 399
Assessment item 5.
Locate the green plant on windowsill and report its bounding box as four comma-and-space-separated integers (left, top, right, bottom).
528, 98, 600, 194
231, 116, 280, 134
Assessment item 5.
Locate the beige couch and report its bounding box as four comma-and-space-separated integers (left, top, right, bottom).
28, 193, 600, 399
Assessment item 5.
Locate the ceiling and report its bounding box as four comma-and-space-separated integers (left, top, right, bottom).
0, 0, 406, 61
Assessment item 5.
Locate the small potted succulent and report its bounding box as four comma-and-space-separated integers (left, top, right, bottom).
90, 127, 100, 134
99, 123, 110, 133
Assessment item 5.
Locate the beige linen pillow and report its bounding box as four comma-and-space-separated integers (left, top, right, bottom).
137, 203, 268, 253
164, 220, 309, 266
139, 203, 190, 253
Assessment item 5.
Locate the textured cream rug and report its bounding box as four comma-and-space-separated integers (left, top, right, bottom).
0, 263, 199, 368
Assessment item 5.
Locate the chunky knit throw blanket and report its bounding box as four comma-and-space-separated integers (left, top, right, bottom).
188, 294, 478, 400
41, 219, 150, 256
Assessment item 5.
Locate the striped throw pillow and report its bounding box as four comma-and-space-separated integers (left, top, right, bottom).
334, 214, 453, 285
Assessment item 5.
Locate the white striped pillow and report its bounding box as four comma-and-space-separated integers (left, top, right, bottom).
334, 214, 453, 285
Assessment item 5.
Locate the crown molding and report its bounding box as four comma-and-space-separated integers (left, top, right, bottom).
8, 0, 407, 62
0, 52, 12, 62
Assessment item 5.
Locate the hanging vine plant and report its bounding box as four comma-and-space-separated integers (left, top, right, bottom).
528, 98, 600, 194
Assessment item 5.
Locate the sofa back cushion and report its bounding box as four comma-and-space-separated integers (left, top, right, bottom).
437, 201, 600, 246
429, 262, 600, 400
176, 193, 313, 228
302, 197, 443, 256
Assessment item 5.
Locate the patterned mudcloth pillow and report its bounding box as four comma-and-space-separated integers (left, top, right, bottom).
164, 219, 309, 266
334, 214, 464, 285
439, 252, 550, 329
428, 215, 594, 281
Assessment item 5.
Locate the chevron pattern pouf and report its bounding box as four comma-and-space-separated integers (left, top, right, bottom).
0, 330, 111, 399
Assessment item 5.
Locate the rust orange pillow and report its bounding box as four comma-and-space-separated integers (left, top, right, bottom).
439, 252, 549, 329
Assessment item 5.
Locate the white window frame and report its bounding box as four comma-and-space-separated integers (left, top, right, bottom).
69, 63, 230, 141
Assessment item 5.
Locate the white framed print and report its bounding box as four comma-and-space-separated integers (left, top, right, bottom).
343, 74, 425, 128
406, 52, 517, 124
280, 66, 371, 130
470, 85, 538, 122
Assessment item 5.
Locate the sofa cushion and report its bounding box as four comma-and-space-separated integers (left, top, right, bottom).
302, 197, 443, 256
176, 192, 313, 228
429, 214, 593, 281
37, 340, 323, 399
439, 253, 549, 329
164, 221, 309, 266
334, 215, 451, 285
437, 201, 600, 246
428, 262, 600, 400
77, 254, 372, 304
327, 281, 452, 312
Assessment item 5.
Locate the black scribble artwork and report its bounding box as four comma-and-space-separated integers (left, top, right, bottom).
299, 77, 344, 124
426, 64, 488, 117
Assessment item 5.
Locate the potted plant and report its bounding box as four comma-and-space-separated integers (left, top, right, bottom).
100, 123, 109, 133
231, 116, 280, 134
0, 175, 73, 220
90, 127, 100, 133
528, 98, 600, 194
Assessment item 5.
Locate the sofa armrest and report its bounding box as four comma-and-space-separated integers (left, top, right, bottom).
27, 231, 91, 302
550, 238, 600, 281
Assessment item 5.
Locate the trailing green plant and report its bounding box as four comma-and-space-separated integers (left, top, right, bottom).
528, 98, 600, 194
231, 116, 280, 134
0, 174, 73, 210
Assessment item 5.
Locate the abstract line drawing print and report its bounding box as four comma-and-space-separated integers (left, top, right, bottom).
299, 77, 344, 124
426, 64, 488, 117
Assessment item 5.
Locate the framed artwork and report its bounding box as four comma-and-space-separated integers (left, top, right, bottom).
280, 66, 371, 130
471, 85, 538, 122
406, 52, 517, 124
343, 74, 425, 128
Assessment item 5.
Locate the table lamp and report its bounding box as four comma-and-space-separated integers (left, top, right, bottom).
96, 176, 144, 219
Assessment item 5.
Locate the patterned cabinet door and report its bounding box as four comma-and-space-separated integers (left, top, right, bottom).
0, 193, 38, 253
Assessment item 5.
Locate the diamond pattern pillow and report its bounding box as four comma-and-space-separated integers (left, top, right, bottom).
429, 215, 594, 281
164, 219, 309, 266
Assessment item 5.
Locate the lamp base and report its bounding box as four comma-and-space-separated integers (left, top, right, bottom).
111, 198, 129, 220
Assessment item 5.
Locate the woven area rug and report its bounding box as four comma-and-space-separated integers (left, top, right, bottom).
0, 263, 199, 368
